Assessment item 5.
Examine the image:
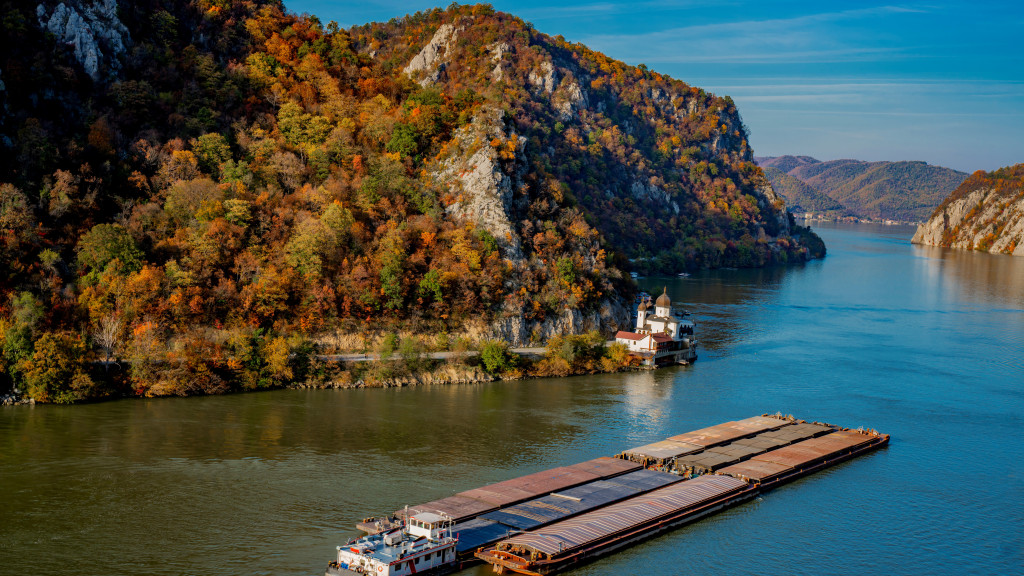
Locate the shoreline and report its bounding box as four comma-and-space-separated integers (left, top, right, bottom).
1, 339, 665, 405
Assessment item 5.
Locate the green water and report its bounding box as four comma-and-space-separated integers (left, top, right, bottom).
2, 222, 1022, 575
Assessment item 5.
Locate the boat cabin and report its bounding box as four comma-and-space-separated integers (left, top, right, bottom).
406, 512, 447, 540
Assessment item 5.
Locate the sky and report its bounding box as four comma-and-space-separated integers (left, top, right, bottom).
284, 0, 1024, 173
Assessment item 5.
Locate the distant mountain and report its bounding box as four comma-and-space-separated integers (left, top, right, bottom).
756, 156, 968, 221
761, 167, 845, 215
757, 155, 820, 174
913, 164, 1024, 255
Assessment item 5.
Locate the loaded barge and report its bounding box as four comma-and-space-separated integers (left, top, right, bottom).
327, 414, 888, 576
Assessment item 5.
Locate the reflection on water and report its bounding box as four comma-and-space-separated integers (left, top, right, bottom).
912, 243, 1024, 308
2, 222, 1023, 576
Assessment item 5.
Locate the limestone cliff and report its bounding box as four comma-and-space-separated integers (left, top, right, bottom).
912, 164, 1024, 256
36, 0, 130, 81
431, 106, 526, 260
480, 297, 631, 346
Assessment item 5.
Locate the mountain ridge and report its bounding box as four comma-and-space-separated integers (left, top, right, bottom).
757, 155, 967, 222
0, 0, 820, 401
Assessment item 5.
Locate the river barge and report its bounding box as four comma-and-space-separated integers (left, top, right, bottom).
333, 414, 888, 576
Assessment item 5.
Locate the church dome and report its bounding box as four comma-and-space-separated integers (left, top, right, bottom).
656, 287, 671, 308
638, 299, 649, 312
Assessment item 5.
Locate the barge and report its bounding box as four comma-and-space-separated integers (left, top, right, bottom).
329, 414, 888, 576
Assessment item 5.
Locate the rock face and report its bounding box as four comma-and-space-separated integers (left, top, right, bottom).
485, 297, 631, 347
912, 165, 1024, 256
36, 0, 130, 81
432, 107, 526, 260
403, 23, 459, 86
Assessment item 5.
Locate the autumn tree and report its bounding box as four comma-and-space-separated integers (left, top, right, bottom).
21, 332, 94, 404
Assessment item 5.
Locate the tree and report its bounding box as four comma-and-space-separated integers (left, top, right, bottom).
192, 133, 232, 174
378, 332, 399, 361
21, 332, 93, 404
386, 123, 419, 157
93, 312, 123, 370
480, 339, 517, 374
77, 224, 144, 276
398, 336, 425, 373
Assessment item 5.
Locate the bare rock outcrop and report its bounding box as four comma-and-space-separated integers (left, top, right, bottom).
528, 61, 557, 94
36, 0, 130, 81
756, 183, 792, 236
482, 297, 631, 347
431, 107, 526, 260
913, 187, 1024, 256
403, 23, 460, 87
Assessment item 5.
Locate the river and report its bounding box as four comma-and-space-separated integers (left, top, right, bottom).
2, 222, 1022, 575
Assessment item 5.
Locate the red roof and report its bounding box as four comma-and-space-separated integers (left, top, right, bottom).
651, 333, 674, 343
615, 331, 646, 341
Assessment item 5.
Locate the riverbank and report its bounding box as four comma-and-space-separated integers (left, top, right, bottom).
0, 331, 650, 404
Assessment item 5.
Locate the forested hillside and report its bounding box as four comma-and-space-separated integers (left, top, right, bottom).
761, 167, 845, 215
757, 156, 967, 221
0, 0, 820, 402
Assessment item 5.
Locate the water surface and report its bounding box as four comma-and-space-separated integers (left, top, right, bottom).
2, 222, 1022, 575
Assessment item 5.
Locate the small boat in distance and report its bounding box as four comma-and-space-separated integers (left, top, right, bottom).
326, 512, 458, 576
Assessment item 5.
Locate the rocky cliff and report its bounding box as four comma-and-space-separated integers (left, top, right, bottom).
912, 165, 1024, 255
36, 0, 130, 81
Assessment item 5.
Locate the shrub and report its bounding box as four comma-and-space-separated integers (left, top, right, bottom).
480, 339, 517, 374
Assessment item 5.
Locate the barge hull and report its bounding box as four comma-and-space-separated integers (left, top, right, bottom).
478, 428, 890, 576
479, 484, 758, 576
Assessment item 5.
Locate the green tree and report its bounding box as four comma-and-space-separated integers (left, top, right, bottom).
192, 133, 232, 174
76, 224, 144, 276
398, 336, 425, 372
386, 123, 419, 157
480, 339, 517, 374
418, 268, 443, 303
1, 292, 44, 387
378, 333, 399, 361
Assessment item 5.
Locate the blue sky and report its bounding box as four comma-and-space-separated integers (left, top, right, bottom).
285, 1, 1024, 173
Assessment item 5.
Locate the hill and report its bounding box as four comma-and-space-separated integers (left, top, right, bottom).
912, 164, 1024, 255
761, 166, 845, 215
0, 1, 821, 401
757, 156, 967, 221
756, 155, 819, 174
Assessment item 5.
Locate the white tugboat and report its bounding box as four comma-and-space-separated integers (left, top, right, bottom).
326, 512, 457, 576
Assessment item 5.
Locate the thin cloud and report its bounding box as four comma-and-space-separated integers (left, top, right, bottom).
577, 5, 932, 65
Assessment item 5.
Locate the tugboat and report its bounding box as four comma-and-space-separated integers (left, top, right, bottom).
326, 512, 457, 576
